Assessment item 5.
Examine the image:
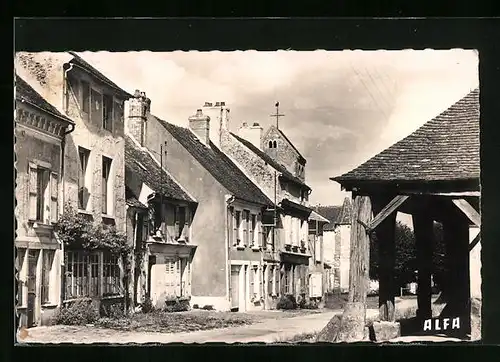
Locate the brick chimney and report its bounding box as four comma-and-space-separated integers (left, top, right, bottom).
188, 109, 210, 145
125, 89, 151, 147
202, 101, 230, 149
238, 122, 263, 150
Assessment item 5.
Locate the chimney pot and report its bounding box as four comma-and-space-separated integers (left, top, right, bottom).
196, 109, 203, 116
242, 122, 248, 127
204, 102, 211, 107
215, 102, 221, 107
134, 89, 141, 98
221, 101, 226, 106
252, 122, 260, 127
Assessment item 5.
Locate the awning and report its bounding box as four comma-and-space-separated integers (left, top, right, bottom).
147, 240, 197, 258
309, 210, 329, 223
279, 198, 313, 217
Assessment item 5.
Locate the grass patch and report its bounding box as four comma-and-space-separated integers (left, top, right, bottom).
95, 310, 261, 333
273, 331, 320, 343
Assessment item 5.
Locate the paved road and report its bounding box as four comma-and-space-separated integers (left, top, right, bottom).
21, 309, 376, 344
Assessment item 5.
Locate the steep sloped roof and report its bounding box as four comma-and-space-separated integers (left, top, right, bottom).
68, 51, 132, 99
336, 197, 353, 225
125, 186, 148, 209
316, 206, 342, 231
125, 135, 195, 203
230, 132, 311, 190
333, 88, 480, 184
156, 118, 273, 206
15, 74, 74, 124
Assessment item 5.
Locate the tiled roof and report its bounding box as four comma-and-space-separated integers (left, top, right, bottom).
336, 197, 353, 225
230, 132, 311, 190
15, 74, 74, 124
277, 128, 306, 163
125, 135, 195, 203
125, 187, 148, 209
333, 88, 480, 184
68, 52, 132, 99
157, 118, 273, 206
316, 206, 342, 231
309, 210, 330, 223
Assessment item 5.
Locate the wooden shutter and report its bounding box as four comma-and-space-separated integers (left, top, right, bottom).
249, 265, 254, 298
257, 214, 263, 247
187, 260, 191, 296
176, 259, 181, 296
227, 206, 234, 246
233, 210, 239, 246
50, 172, 58, 223
28, 162, 38, 220
91, 89, 103, 124
184, 207, 190, 240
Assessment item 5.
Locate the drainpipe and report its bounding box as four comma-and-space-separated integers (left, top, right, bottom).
225, 195, 235, 309
59, 62, 75, 307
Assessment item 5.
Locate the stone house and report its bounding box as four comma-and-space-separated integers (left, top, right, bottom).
307, 210, 330, 300
317, 197, 353, 293
15, 52, 132, 307
15, 75, 75, 327
124, 91, 198, 309
212, 105, 314, 304
124, 97, 274, 311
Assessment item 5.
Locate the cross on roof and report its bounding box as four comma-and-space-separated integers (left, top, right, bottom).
270, 101, 285, 129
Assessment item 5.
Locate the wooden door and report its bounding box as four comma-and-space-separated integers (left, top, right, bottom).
230, 266, 240, 310
27, 250, 39, 328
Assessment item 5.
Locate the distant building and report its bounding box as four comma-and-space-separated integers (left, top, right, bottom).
308, 210, 330, 300
317, 197, 353, 293
218, 112, 314, 305
15, 75, 75, 328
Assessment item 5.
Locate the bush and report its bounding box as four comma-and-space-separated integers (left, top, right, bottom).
141, 297, 155, 314
201, 305, 214, 311
277, 294, 298, 310
100, 301, 125, 319
165, 297, 190, 313
54, 298, 100, 325
193, 304, 199, 309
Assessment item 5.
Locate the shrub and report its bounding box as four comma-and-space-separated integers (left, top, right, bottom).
193, 304, 199, 309
141, 297, 155, 314
202, 305, 214, 311
100, 301, 125, 319
297, 294, 307, 309
165, 297, 190, 313
277, 294, 298, 310
54, 298, 100, 325
302, 300, 319, 310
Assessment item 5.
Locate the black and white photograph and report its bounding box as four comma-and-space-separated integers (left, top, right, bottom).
14, 48, 480, 344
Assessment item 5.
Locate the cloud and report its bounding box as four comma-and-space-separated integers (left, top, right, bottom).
79, 49, 478, 206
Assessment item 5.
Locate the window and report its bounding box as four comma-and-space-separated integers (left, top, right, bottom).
102, 94, 114, 131
235, 210, 241, 245
41, 250, 55, 304
28, 163, 58, 224
228, 206, 235, 246
65, 251, 121, 300
78, 147, 90, 210
102, 156, 112, 215
36, 168, 49, 222
174, 206, 187, 240
103, 253, 120, 296
283, 265, 292, 294
268, 140, 278, 149
17, 248, 27, 307
81, 81, 90, 114
113, 101, 124, 123
273, 140, 277, 148
250, 214, 256, 246
90, 89, 103, 124
242, 210, 250, 246
253, 266, 260, 297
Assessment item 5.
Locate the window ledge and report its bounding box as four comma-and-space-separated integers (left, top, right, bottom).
16, 306, 27, 310
102, 214, 115, 220
251, 246, 261, 252
31, 222, 54, 231
236, 245, 246, 250
78, 209, 93, 216
41, 303, 58, 308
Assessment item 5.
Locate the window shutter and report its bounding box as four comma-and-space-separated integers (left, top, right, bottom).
249, 265, 254, 297
233, 210, 238, 246
176, 259, 181, 296
187, 260, 191, 296
28, 162, 38, 220
50, 172, 58, 223
174, 206, 180, 239
257, 214, 263, 247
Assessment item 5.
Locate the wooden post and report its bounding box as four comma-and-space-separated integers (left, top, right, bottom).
442, 212, 471, 333
336, 195, 372, 342
373, 196, 397, 322
412, 200, 433, 320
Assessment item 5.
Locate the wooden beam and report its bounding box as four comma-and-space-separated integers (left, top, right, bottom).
452, 199, 481, 227
360, 195, 409, 233
336, 195, 372, 342
413, 206, 434, 320
403, 191, 481, 197
469, 232, 481, 252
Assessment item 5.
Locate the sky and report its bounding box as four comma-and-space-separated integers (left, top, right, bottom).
79, 49, 479, 207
